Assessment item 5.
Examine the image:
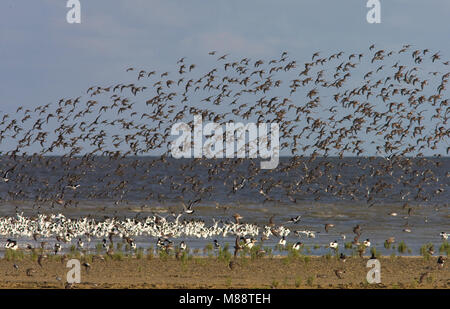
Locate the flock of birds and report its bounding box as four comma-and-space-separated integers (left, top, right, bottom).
0, 45, 448, 269
0, 211, 448, 274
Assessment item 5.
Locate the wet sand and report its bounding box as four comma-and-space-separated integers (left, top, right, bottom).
0, 254, 448, 289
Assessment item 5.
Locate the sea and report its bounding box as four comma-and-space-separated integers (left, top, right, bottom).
0, 156, 448, 256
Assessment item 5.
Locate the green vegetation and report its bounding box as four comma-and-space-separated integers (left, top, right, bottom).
370, 247, 380, 259
306, 276, 314, 287
384, 240, 392, 249
217, 243, 232, 263
271, 279, 279, 288
419, 243, 433, 260
295, 276, 302, 288
5, 249, 25, 261
439, 241, 449, 256
397, 241, 408, 254
136, 247, 144, 259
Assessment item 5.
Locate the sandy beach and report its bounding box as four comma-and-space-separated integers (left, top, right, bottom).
0, 253, 448, 289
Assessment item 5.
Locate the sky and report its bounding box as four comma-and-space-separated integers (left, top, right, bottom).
0, 0, 449, 155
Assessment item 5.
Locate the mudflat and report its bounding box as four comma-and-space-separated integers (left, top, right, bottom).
0, 255, 448, 289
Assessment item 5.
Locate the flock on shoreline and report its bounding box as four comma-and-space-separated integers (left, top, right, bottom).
1, 213, 448, 259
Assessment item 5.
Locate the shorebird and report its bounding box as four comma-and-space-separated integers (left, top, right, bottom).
129, 239, 137, 250
385, 237, 395, 247
285, 215, 301, 224
339, 253, 347, 262
292, 241, 302, 251
246, 238, 256, 249
181, 198, 200, 214
233, 236, 242, 257
77, 238, 84, 249
363, 239, 371, 248
214, 239, 221, 250
179, 241, 186, 251
37, 254, 47, 267
228, 260, 237, 270
66, 184, 80, 190
1, 167, 14, 183
26, 268, 36, 277
82, 262, 91, 273
278, 236, 287, 247
54, 243, 61, 255
437, 256, 445, 269
233, 213, 243, 224
5, 239, 18, 250
329, 240, 338, 250
334, 269, 345, 279
325, 223, 334, 233
102, 238, 108, 250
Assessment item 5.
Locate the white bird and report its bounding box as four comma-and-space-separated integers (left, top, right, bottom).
77, 238, 84, 249
54, 243, 61, 255
292, 241, 302, 251
329, 240, 338, 250
5, 239, 18, 250
278, 236, 287, 247
246, 238, 256, 249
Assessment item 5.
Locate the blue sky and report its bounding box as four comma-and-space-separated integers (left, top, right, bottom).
0, 0, 449, 155
1, 0, 449, 111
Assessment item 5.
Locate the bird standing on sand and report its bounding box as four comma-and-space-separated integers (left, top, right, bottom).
26, 268, 36, 276
228, 260, 237, 270
437, 256, 445, 268
37, 254, 46, 267
334, 269, 345, 279
82, 262, 91, 273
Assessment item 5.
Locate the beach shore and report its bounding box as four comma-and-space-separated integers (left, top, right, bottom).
0, 254, 448, 289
